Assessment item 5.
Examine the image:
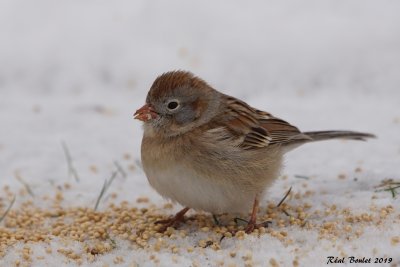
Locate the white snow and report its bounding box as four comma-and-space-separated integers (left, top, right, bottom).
1, 0, 400, 266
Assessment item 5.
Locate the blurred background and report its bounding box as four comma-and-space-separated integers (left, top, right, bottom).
1, 0, 400, 95
0, 0, 399, 202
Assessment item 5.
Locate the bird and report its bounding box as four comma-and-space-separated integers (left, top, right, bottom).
134, 70, 375, 233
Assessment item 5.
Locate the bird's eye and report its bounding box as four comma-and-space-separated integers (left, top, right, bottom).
167, 100, 179, 110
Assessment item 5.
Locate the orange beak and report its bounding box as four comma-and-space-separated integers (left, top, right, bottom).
134, 104, 158, 122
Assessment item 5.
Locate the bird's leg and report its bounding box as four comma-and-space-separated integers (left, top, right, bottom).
155, 207, 190, 232
232, 195, 272, 234
244, 195, 260, 234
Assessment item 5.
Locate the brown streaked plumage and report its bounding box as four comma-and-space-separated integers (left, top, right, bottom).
134, 70, 375, 233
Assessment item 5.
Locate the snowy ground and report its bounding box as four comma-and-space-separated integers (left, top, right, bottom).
1, 1, 400, 266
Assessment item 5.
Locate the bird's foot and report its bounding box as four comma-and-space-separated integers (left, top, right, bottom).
244, 220, 272, 234
155, 207, 189, 232
234, 217, 272, 234
155, 217, 184, 232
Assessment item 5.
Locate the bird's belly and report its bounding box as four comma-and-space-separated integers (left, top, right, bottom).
143, 163, 255, 214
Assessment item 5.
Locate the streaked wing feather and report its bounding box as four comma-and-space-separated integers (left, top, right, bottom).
223, 98, 272, 149
207, 96, 308, 150
257, 115, 308, 145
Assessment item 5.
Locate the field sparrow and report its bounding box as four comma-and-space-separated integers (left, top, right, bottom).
134, 71, 375, 233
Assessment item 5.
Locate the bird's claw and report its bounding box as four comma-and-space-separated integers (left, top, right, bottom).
155, 216, 184, 232
233, 217, 272, 234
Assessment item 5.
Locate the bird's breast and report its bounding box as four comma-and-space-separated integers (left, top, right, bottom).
140, 135, 255, 214
140, 130, 284, 214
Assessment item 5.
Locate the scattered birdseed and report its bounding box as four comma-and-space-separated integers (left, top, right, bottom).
242, 250, 253, 261
128, 164, 136, 171
201, 227, 210, 232
0, 181, 398, 266
113, 256, 124, 264
136, 197, 149, 203
269, 257, 279, 267
89, 165, 98, 173
391, 236, 400, 246
163, 203, 174, 209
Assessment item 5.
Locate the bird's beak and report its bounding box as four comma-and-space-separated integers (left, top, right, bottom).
134, 104, 158, 122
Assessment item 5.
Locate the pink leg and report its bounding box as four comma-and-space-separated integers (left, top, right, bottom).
155, 207, 190, 232
244, 195, 260, 234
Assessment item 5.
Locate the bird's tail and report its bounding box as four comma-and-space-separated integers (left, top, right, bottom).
303, 130, 376, 142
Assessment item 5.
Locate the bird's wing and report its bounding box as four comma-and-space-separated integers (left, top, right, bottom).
254, 109, 311, 145
204, 96, 310, 150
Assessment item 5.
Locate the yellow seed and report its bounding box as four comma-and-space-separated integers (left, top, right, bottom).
391, 236, 400, 246
355, 167, 362, 172
269, 258, 279, 267
163, 203, 173, 209
201, 227, 210, 232
344, 225, 352, 232
198, 240, 207, 247
242, 250, 252, 260
235, 230, 246, 238
224, 232, 233, 238
211, 243, 221, 250
136, 197, 149, 203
